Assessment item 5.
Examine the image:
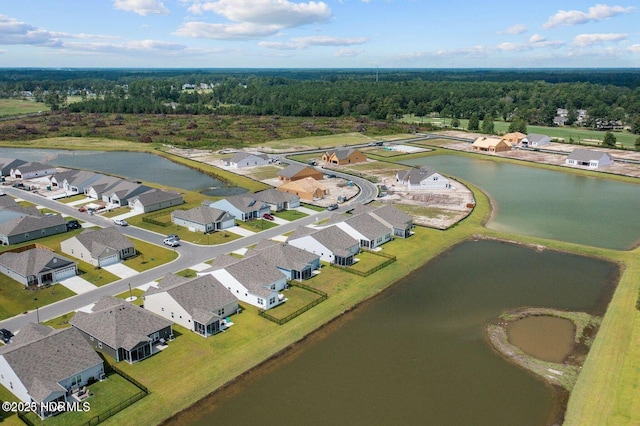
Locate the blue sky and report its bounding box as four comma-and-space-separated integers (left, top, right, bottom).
0, 1, 638, 68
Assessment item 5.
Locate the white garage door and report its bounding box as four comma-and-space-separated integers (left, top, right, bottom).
98, 254, 119, 267
53, 266, 77, 281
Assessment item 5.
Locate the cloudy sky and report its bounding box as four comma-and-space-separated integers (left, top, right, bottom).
0, 1, 638, 68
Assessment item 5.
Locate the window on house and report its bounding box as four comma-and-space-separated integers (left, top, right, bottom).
98, 341, 102, 348
217, 309, 224, 315
269, 297, 276, 305
257, 298, 264, 305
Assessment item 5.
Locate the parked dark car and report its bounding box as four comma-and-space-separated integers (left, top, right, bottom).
263, 213, 274, 221
0, 328, 13, 344
327, 204, 339, 211
66, 220, 81, 230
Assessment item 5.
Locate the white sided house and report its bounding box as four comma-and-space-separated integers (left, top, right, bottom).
208, 195, 271, 222
287, 225, 360, 266
521, 133, 551, 147
226, 152, 270, 168
144, 274, 238, 338
0, 323, 104, 419
565, 149, 615, 169
171, 206, 235, 233
327, 213, 392, 249
10, 162, 57, 180
0, 248, 77, 287
396, 167, 451, 190
129, 189, 184, 214
198, 254, 287, 310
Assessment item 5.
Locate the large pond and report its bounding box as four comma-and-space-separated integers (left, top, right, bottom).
170, 240, 617, 426
401, 155, 640, 250
0, 148, 246, 196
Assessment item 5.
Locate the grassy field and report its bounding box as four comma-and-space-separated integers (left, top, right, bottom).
235, 219, 280, 232
0, 99, 48, 117
125, 239, 178, 272
274, 209, 308, 221
400, 115, 639, 148
260, 132, 374, 151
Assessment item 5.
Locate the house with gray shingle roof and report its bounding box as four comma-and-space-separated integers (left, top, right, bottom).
102, 180, 151, 207
171, 206, 235, 233
396, 167, 451, 190
63, 170, 104, 194
249, 239, 320, 281
252, 188, 300, 211
0, 158, 27, 177
71, 296, 173, 364
0, 248, 77, 286
0, 324, 104, 418
144, 274, 238, 337
521, 133, 551, 147
277, 163, 323, 182
0, 210, 67, 246
327, 212, 392, 249
287, 225, 359, 266
321, 148, 367, 165
85, 175, 122, 200
129, 189, 184, 213
226, 152, 270, 168
565, 149, 614, 169
198, 255, 287, 310
60, 227, 135, 267
208, 195, 271, 221
350, 203, 414, 238
10, 162, 57, 180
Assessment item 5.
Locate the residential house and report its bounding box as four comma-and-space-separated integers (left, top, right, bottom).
10, 162, 57, 180
278, 177, 329, 201
198, 254, 287, 310
521, 134, 551, 148
226, 152, 270, 168
0, 324, 104, 419
249, 239, 320, 281
60, 227, 136, 267
0, 248, 77, 286
252, 188, 300, 211
350, 203, 414, 238
85, 175, 122, 200
287, 225, 359, 266
71, 296, 173, 364
322, 148, 367, 165
396, 167, 451, 190
565, 149, 615, 169
208, 195, 271, 221
0, 209, 67, 246
144, 274, 238, 338
62, 170, 104, 194
327, 212, 392, 249
500, 132, 526, 146
48, 170, 78, 189
129, 189, 184, 213
471, 137, 510, 153
101, 181, 151, 207
0, 158, 27, 177
171, 206, 235, 233
277, 164, 323, 182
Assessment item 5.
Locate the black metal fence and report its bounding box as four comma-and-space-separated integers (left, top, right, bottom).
259, 283, 328, 325
330, 250, 396, 277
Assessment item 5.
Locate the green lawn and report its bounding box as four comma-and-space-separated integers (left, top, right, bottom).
0, 277, 76, 320
100, 207, 129, 218
124, 239, 178, 272
274, 209, 308, 221
42, 312, 77, 329
174, 269, 197, 278
265, 286, 324, 319
116, 288, 145, 307
0, 99, 48, 117
246, 165, 282, 180
235, 219, 280, 232
58, 194, 89, 204
300, 203, 325, 212
350, 251, 394, 274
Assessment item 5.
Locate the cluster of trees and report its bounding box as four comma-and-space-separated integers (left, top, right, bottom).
1, 69, 639, 133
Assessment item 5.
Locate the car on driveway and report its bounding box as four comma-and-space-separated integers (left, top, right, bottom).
66, 220, 81, 230
163, 237, 180, 247
327, 204, 339, 211
0, 328, 13, 344
166, 234, 180, 241
263, 213, 274, 221
114, 219, 128, 226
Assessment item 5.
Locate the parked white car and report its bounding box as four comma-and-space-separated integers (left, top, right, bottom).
114, 219, 128, 226
164, 237, 179, 247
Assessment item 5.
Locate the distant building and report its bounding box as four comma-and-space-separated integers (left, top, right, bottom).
396, 167, 451, 190
226, 153, 270, 168
277, 164, 323, 182
565, 149, 614, 169
521, 134, 551, 147
471, 137, 510, 153
322, 149, 367, 165
278, 177, 329, 201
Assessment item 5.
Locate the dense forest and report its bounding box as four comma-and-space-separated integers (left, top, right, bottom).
1, 68, 639, 133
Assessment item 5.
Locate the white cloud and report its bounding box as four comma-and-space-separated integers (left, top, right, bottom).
0, 14, 61, 46
335, 48, 363, 57
113, 0, 169, 16
529, 34, 546, 44
496, 42, 531, 52
500, 24, 527, 35
258, 41, 302, 50
573, 33, 627, 47
543, 4, 635, 29
628, 44, 640, 53
185, 0, 331, 28
174, 21, 281, 40
291, 35, 368, 46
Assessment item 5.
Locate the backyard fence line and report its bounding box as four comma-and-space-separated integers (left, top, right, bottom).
259, 283, 328, 325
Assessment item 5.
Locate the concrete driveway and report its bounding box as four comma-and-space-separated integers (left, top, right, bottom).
226, 226, 256, 237
59, 276, 99, 294
102, 263, 140, 279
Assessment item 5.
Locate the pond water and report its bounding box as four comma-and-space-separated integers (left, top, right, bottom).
508, 316, 576, 363
0, 147, 246, 196
401, 155, 640, 250
169, 240, 617, 426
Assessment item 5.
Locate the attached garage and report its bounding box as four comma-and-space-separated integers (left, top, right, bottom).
53, 265, 78, 281
98, 253, 119, 267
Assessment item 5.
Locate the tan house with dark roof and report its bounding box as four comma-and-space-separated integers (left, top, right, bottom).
0, 323, 104, 419
471, 137, 510, 153
60, 227, 135, 267
71, 296, 173, 364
